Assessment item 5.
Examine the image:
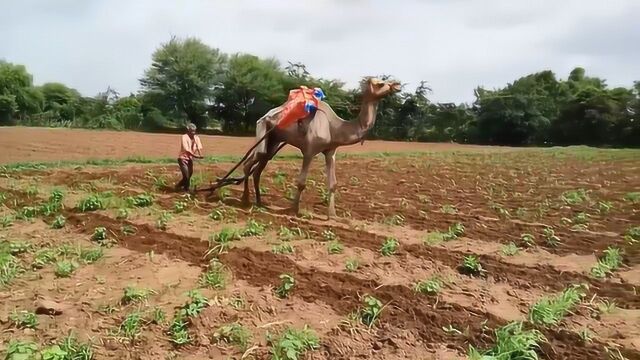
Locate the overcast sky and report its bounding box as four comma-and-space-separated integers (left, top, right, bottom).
1, 0, 638, 103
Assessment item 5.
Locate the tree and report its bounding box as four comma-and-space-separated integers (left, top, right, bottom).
211, 54, 286, 133
139, 36, 227, 129
0, 61, 39, 123
39, 82, 81, 122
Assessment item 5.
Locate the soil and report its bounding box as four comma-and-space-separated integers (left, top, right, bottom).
1, 133, 639, 359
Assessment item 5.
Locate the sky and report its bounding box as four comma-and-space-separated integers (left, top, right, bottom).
1, 0, 639, 104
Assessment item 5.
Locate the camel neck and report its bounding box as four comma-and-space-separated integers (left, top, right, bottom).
331, 100, 378, 146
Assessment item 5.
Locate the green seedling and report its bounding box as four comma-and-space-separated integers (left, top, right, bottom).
80, 248, 104, 263
520, 233, 536, 248
116, 208, 130, 220
126, 194, 153, 207
5, 340, 39, 360
1, 253, 23, 287
156, 211, 172, 230
51, 215, 66, 229
54, 260, 78, 278
414, 276, 443, 295
206, 228, 241, 256
327, 240, 344, 254
501, 242, 520, 256
272, 243, 294, 254
32, 249, 57, 269
121, 286, 155, 304
542, 227, 561, 247
345, 258, 359, 272
360, 295, 384, 327
152, 307, 166, 324
561, 189, 589, 205
321, 229, 336, 241
460, 255, 484, 276
468, 321, 545, 360
174, 200, 188, 213
199, 261, 227, 289
268, 325, 320, 360
241, 219, 266, 237
118, 311, 145, 341
529, 285, 586, 326
380, 237, 399, 256
590, 247, 623, 278
77, 195, 105, 212
275, 274, 295, 298
10, 310, 39, 329
214, 323, 252, 351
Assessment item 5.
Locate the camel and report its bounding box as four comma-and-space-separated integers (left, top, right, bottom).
240, 77, 402, 218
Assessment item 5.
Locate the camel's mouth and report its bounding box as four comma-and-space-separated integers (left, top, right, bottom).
391, 83, 402, 92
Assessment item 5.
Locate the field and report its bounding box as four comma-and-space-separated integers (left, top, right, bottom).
1, 128, 640, 360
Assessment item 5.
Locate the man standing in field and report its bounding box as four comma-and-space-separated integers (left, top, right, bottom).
175, 123, 204, 192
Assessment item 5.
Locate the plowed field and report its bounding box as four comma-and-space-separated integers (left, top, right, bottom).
1, 141, 639, 359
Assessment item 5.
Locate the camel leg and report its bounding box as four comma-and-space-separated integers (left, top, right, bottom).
241, 153, 260, 206
292, 154, 313, 216
253, 142, 283, 206
324, 149, 338, 218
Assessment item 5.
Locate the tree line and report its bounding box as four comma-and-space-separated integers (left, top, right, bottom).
1, 36, 638, 147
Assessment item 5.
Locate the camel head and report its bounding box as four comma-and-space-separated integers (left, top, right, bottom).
360, 77, 402, 100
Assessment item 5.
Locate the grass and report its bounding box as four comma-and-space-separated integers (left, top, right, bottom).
529, 285, 585, 326
468, 321, 546, 360
424, 222, 465, 245
268, 325, 320, 360
214, 323, 252, 351
32, 248, 57, 269
590, 247, 623, 278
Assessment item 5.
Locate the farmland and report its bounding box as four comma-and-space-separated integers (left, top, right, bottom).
1, 131, 640, 359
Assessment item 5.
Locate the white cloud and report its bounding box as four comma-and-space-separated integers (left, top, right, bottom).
1, 0, 638, 103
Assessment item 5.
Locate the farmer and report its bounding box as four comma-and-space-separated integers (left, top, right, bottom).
175, 123, 203, 192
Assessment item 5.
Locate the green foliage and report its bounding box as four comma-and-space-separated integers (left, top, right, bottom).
121, 286, 155, 304
199, 260, 227, 289
275, 274, 295, 298
380, 237, 399, 256
77, 195, 105, 212
54, 260, 78, 278
241, 219, 266, 237
126, 194, 153, 208
590, 247, 623, 278
51, 215, 66, 229
345, 258, 359, 272
326, 240, 344, 254
272, 243, 294, 254
80, 248, 103, 264
118, 311, 145, 341
468, 321, 546, 360
268, 325, 320, 360
501, 242, 521, 256
414, 276, 443, 295
140, 36, 226, 129
561, 189, 590, 205
1, 252, 23, 287
4, 340, 39, 360
460, 255, 484, 276
10, 310, 38, 329
206, 228, 241, 256
529, 285, 585, 326
214, 323, 252, 351
360, 295, 384, 327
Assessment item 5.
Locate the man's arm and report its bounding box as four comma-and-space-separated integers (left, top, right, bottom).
194, 136, 204, 158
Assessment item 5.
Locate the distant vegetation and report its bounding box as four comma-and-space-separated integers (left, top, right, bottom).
1, 36, 638, 147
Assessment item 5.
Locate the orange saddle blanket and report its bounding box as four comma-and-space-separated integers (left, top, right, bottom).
276, 86, 326, 129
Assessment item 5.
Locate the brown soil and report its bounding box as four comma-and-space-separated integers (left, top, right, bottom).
0, 127, 509, 164
1, 141, 640, 360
